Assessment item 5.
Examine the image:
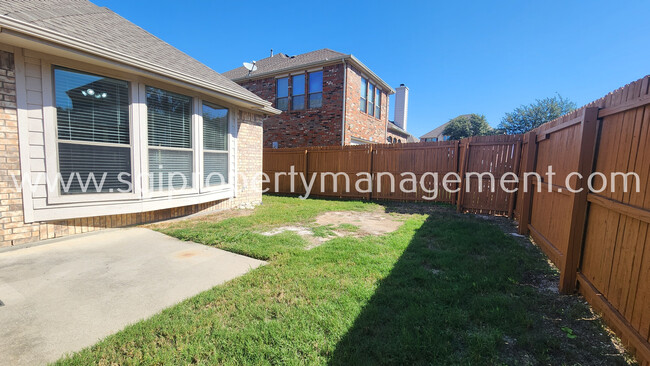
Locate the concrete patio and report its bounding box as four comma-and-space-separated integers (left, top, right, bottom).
0, 228, 265, 365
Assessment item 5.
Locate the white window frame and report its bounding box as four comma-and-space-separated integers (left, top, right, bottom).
141, 83, 200, 198
198, 98, 236, 193
43, 61, 142, 204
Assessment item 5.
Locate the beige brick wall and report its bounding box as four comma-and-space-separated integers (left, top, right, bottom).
0, 49, 265, 247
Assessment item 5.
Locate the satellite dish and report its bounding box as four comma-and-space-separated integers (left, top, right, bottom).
243, 61, 257, 76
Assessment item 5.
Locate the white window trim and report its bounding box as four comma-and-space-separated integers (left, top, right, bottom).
43, 61, 142, 204
21, 55, 239, 222
198, 98, 236, 194
141, 84, 200, 198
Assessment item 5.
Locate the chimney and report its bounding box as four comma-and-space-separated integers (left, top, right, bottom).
394, 84, 409, 130
270, 49, 274, 57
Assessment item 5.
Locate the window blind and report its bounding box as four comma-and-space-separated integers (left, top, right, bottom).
148, 149, 193, 190
203, 103, 228, 151
58, 143, 131, 194
146, 86, 193, 190
202, 103, 229, 187
54, 67, 132, 195
146, 87, 192, 148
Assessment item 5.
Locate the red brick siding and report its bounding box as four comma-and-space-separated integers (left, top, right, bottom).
344, 65, 389, 144
0, 49, 264, 248
238, 64, 345, 148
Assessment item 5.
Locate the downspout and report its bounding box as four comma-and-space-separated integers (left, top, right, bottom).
341, 58, 347, 145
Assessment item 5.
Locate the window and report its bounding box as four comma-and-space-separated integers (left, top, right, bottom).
54, 67, 132, 195
368, 83, 375, 116
308, 71, 323, 108
202, 102, 229, 187
291, 74, 305, 111
146, 86, 193, 190
360, 77, 367, 113
375, 89, 381, 118
276, 77, 288, 111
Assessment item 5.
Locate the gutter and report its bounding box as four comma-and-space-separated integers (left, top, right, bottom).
0, 16, 281, 115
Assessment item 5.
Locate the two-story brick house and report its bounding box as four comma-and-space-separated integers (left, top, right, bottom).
223, 49, 396, 148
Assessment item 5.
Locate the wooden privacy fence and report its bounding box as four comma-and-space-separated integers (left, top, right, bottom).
263, 134, 523, 216
263, 75, 650, 364
515, 75, 650, 365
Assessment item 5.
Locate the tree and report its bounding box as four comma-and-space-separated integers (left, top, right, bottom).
442, 114, 493, 140
498, 94, 576, 135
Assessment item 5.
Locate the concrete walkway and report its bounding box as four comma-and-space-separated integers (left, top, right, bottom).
0, 228, 265, 365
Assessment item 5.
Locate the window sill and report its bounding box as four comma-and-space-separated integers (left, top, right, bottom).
30, 187, 235, 222
48, 191, 139, 205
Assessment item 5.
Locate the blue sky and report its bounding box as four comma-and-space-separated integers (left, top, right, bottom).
93, 0, 650, 138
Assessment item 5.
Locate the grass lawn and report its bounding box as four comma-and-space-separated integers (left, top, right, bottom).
55, 196, 632, 365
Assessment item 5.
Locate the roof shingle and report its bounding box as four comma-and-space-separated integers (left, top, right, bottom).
0, 0, 262, 102
223, 48, 347, 80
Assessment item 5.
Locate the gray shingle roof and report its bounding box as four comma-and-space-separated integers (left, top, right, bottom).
223, 49, 347, 80
388, 122, 419, 142
420, 115, 471, 139
0, 0, 263, 103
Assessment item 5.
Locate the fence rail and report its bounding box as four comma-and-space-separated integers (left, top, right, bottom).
263, 74, 650, 365
264, 135, 522, 216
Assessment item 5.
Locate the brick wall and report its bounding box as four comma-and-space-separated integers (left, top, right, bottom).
387, 129, 409, 143
237, 64, 345, 148
234, 110, 263, 206
344, 65, 389, 144
0, 49, 264, 248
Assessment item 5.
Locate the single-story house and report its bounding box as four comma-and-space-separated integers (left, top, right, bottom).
0, 0, 279, 247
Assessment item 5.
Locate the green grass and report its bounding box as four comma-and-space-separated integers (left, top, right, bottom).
54, 196, 631, 365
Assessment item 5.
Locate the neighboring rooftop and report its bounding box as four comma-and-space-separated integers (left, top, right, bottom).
388, 121, 420, 142
0, 0, 276, 112
223, 49, 346, 80
420, 115, 472, 139
223, 48, 395, 94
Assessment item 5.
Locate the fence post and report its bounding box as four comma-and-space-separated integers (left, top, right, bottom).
303, 149, 308, 195
507, 140, 523, 218
456, 138, 471, 213
452, 140, 460, 205
517, 131, 538, 235
559, 107, 600, 294
368, 145, 373, 201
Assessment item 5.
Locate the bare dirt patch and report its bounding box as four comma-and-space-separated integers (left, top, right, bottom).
260, 210, 405, 249
315, 211, 404, 236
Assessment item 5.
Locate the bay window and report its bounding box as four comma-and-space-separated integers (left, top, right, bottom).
54, 67, 132, 195
202, 102, 229, 186
146, 87, 193, 190
47, 64, 237, 213
308, 71, 323, 108
291, 74, 305, 111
